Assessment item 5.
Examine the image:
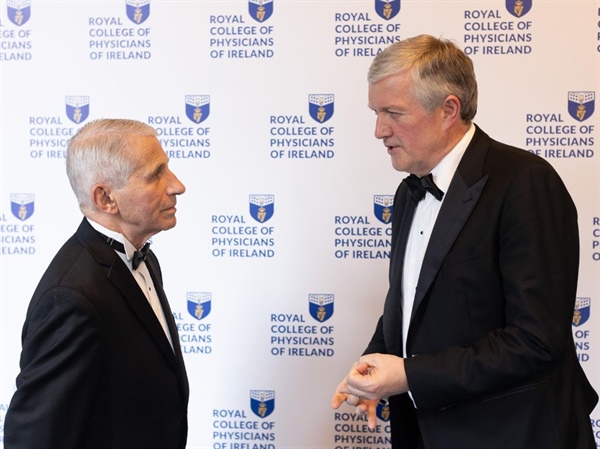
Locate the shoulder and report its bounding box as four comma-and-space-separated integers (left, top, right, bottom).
465, 126, 561, 183
474, 127, 552, 170
27, 234, 120, 326
34, 236, 103, 293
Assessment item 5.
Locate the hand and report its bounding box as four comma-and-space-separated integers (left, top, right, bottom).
331, 377, 380, 429
342, 353, 408, 400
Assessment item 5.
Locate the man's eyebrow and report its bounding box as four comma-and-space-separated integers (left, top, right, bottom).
143, 161, 166, 178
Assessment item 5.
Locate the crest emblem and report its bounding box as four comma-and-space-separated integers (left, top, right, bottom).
309, 294, 334, 322
7, 0, 31, 26
505, 0, 532, 18
187, 292, 212, 321
568, 92, 595, 122
249, 195, 274, 223
376, 401, 391, 421
185, 95, 210, 124
126, 0, 150, 24
249, 0, 273, 22
10, 193, 34, 221
308, 94, 334, 123
375, 0, 400, 21
573, 297, 590, 327
250, 390, 275, 418
65, 96, 90, 124
374, 195, 394, 224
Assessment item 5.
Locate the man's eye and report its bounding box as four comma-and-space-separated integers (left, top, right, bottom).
147, 171, 161, 181
151, 166, 167, 180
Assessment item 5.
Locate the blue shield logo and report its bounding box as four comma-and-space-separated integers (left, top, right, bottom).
249, 195, 274, 223
250, 390, 275, 418
376, 401, 391, 421
506, 0, 532, 18
66, 96, 90, 124
185, 95, 210, 124
126, 0, 150, 24
10, 193, 34, 221
249, 0, 273, 22
573, 297, 590, 327
375, 0, 400, 20
187, 292, 212, 321
7, 0, 31, 26
309, 94, 334, 123
568, 92, 595, 122
374, 195, 394, 224
309, 294, 334, 322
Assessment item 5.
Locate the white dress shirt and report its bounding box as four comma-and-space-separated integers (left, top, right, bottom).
402, 123, 476, 358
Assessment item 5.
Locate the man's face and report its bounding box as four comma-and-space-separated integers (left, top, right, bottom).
112, 135, 186, 247
368, 72, 448, 176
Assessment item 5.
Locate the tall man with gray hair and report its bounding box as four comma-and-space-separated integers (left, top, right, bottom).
5, 119, 189, 449
332, 35, 597, 448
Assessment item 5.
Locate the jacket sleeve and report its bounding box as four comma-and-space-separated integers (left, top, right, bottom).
4, 287, 101, 449
363, 315, 386, 355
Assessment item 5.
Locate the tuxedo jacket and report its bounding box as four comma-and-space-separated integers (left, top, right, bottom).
4, 218, 189, 449
365, 127, 598, 449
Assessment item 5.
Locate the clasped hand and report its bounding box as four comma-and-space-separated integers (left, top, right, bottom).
331, 353, 408, 429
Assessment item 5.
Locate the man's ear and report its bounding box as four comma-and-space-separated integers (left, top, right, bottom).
441, 95, 462, 129
91, 184, 118, 214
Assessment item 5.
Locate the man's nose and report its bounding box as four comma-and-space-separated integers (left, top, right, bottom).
374, 115, 392, 139
169, 170, 186, 195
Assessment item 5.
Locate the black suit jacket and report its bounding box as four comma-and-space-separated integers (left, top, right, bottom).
5, 218, 189, 449
365, 127, 598, 449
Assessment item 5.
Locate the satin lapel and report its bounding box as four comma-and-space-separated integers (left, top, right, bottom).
106, 258, 180, 371
384, 185, 418, 356
390, 190, 418, 280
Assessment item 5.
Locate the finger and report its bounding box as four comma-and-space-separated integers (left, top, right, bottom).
366, 402, 378, 429
341, 383, 366, 400
346, 394, 362, 406
331, 392, 347, 409
355, 403, 368, 416
367, 407, 377, 430
351, 361, 371, 376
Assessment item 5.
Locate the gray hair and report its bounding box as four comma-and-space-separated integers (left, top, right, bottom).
368, 35, 478, 122
66, 118, 157, 212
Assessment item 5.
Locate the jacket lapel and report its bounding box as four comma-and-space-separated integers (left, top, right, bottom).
411, 127, 490, 320
107, 260, 181, 370
384, 186, 419, 355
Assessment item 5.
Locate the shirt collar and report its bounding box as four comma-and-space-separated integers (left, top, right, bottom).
430, 123, 476, 194
86, 218, 139, 261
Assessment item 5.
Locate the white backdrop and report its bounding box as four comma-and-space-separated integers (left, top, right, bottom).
0, 1, 599, 448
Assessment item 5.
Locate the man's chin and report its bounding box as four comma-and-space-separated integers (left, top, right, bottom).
160, 217, 178, 231
390, 158, 407, 173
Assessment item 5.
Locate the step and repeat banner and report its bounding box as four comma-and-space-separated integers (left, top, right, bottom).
0, 1, 599, 448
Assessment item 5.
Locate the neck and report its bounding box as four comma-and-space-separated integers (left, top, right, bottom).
85, 214, 151, 249
419, 122, 471, 176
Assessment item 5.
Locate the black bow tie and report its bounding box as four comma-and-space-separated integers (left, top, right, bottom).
107, 238, 150, 270
403, 174, 444, 201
